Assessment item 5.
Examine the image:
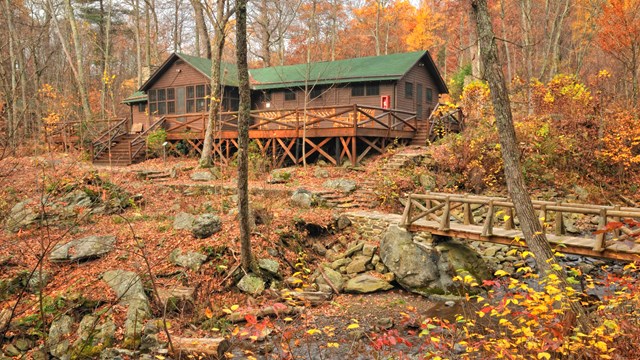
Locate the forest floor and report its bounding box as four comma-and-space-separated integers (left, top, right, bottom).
0, 147, 638, 359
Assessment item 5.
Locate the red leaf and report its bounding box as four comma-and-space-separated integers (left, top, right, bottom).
245, 314, 257, 325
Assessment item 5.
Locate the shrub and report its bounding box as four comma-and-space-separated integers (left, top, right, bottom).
146, 128, 167, 158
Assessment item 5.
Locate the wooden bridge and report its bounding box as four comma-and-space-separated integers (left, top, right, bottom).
400, 192, 640, 262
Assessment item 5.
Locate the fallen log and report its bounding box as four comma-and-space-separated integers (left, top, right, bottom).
171, 336, 230, 358
284, 290, 333, 306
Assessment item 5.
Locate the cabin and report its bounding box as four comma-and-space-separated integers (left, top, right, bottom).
97, 51, 447, 166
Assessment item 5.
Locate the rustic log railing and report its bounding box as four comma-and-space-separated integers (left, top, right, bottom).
400, 192, 640, 261
46, 119, 124, 148
90, 118, 129, 160
130, 116, 166, 160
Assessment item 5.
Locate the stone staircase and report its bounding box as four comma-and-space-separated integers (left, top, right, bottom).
135, 169, 172, 182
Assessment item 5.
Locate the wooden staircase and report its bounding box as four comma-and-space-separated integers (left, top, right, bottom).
92, 133, 145, 166
410, 120, 430, 146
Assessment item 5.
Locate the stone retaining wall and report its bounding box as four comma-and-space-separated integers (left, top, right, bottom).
343, 211, 403, 242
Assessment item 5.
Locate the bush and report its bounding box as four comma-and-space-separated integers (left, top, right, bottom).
146, 128, 167, 158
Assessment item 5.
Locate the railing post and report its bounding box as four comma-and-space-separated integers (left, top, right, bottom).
504, 207, 514, 230
463, 202, 473, 225
539, 204, 547, 234
439, 196, 451, 231
353, 104, 358, 129
594, 208, 607, 252
481, 200, 494, 237
613, 205, 621, 238
555, 201, 565, 236
128, 141, 132, 163
401, 194, 412, 227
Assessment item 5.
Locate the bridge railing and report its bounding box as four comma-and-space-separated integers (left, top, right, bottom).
401, 192, 640, 253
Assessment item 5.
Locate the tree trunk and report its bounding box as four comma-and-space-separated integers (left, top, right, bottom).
134, 0, 143, 86
3, 0, 17, 150
190, 0, 210, 59
236, 0, 252, 271
520, 0, 533, 115
471, 0, 592, 332
64, 0, 92, 124
200, 0, 232, 167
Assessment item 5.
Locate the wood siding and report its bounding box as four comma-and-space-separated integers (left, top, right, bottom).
396, 61, 440, 120
252, 82, 395, 111
131, 103, 148, 128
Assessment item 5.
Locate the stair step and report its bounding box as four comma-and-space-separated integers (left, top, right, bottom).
147, 173, 170, 179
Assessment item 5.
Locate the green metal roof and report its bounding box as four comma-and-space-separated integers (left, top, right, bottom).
130, 50, 447, 102
122, 90, 147, 104
249, 51, 429, 90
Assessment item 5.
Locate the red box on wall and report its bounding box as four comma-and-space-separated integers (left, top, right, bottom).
381, 95, 391, 109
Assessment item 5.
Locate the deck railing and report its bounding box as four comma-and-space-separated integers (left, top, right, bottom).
158, 104, 417, 137
90, 118, 128, 160
130, 116, 166, 160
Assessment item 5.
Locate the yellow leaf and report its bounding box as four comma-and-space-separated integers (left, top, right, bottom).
223, 309, 233, 314
284, 317, 293, 322
327, 342, 339, 348
155, 356, 166, 360
306, 329, 321, 335
347, 323, 360, 330
594, 341, 608, 352
230, 304, 239, 311
538, 352, 551, 360
494, 270, 509, 277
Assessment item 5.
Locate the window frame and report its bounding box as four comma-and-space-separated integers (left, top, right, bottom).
284, 89, 297, 101
426, 88, 433, 102
405, 82, 414, 99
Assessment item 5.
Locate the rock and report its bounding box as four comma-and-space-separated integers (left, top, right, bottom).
5, 199, 38, 232
157, 287, 195, 310
61, 190, 92, 209
314, 168, 329, 178
482, 245, 503, 258
342, 242, 364, 258
102, 270, 151, 342
268, 168, 295, 183
316, 267, 344, 293
380, 225, 491, 297
362, 244, 377, 257
191, 214, 222, 238
346, 255, 371, 274
376, 317, 394, 330
14, 338, 34, 352
48, 315, 73, 359
564, 218, 581, 234
335, 215, 352, 230
330, 258, 351, 270
323, 179, 357, 193
190, 171, 217, 182
258, 259, 281, 279
50, 235, 116, 262
418, 173, 436, 190
290, 188, 314, 208
573, 185, 589, 201
312, 243, 327, 256
344, 274, 393, 293
169, 249, 208, 271
173, 212, 196, 230
237, 274, 265, 295
4, 344, 21, 357
375, 262, 387, 274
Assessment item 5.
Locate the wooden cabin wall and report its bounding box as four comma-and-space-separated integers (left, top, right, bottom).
253, 82, 396, 111
131, 103, 148, 128
396, 62, 439, 120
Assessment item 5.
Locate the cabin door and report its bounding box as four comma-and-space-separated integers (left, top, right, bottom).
416, 84, 423, 120
176, 87, 186, 122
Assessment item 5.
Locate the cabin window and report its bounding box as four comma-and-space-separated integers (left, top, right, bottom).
148, 87, 177, 115
148, 90, 157, 102
426, 88, 433, 102
137, 103, 146, 113
352, 83, 379, 97
405, 82, 413, 99
285, 89, 296, 101
310, 87, 323, 99
366, 83, 380, 96
351, 84, 365, 97
262, 91, 272, 103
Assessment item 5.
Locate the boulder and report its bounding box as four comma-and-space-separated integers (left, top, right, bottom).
418, 173, 436, 190
323, 179, 357, 193
102, 270, 151, 342
290, 188, 314, 208
50, 235, 116, 262
157, 286, 195, 311
344, 274, 393, 293
314, 168, 329, 178
335, 215, 352, 230
345, 255, 371, 274
258, 259, 281, 279
169, 249, 208, 271
380, 225, 492, 297
237, 274, 265, 295
48, 315, 73, 359
5, 199, 38, 232
61, 190, 93, 209
191, 214, 221, 238
316, 266, 345, 293
268, 168, 295, 184
173, 212, 195, 230
190, 170, 218, 182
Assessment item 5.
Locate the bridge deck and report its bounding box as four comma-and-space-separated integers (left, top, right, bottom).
407, 219, 640, 262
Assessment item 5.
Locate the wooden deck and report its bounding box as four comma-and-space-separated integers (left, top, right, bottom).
155, 104, 419, 166
401, 192, 640, 262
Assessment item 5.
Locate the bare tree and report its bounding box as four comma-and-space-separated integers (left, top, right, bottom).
199, 0, 234, 167
63, 0, 93, 123
471, 0, 591, 331
236, 0, 252, 271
